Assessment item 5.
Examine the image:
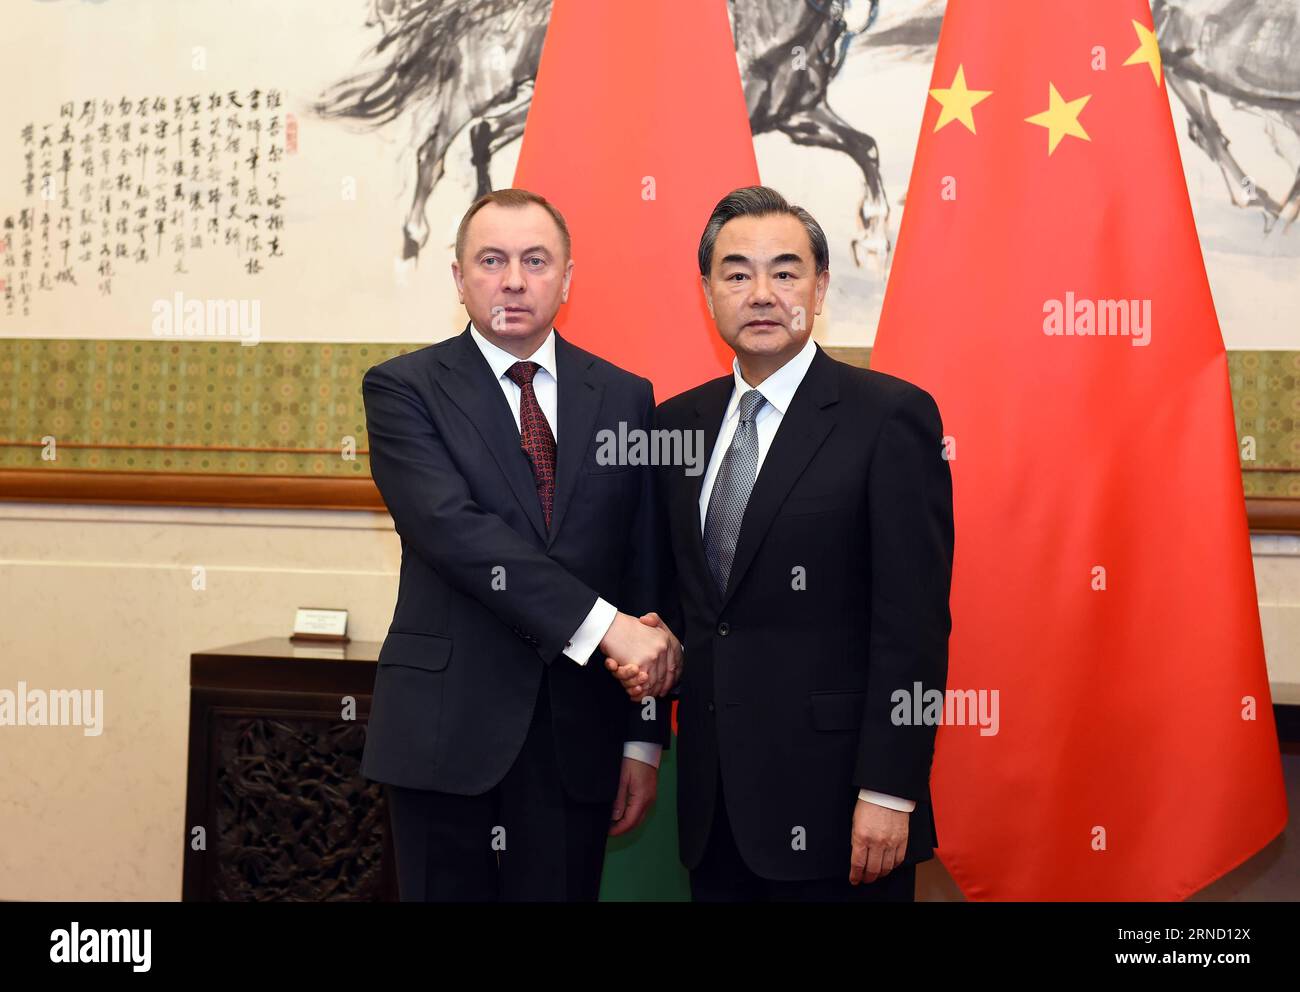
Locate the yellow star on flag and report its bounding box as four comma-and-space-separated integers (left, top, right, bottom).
1123, 19, 1163, 86
1024, 83, 1091, 155
928, 64, 993, 134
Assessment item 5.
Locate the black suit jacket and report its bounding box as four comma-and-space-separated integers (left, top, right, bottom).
656, 344, 954, 880
360, 326, 670, 804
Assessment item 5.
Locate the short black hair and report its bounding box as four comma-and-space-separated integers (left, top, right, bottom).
697, 185, 829, 276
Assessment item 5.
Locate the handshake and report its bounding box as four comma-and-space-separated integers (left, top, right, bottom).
599, 611, 683, 700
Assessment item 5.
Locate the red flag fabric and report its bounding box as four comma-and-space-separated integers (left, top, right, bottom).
509, 0, 755, 893
871, 0, 1287, 899
512, 0, 755, 397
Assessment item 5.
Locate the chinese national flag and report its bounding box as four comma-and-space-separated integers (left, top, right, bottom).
871, 0, 1287, 899
512, 0, 754, 397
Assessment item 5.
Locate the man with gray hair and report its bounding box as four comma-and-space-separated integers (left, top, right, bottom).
613, 185, 954, 901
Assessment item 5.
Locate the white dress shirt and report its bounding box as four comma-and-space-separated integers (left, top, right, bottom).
468, 323, 659, 768
697, 335, 915, 814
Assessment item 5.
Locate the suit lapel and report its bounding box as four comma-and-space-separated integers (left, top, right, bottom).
546, 331, 603, 549
687, 375, 736, 610
721, 345, 839, 608
435, 325, 548, 542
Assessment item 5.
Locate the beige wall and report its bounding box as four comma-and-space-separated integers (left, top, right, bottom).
0, 503, 401, 900
0, 504, 1296, 900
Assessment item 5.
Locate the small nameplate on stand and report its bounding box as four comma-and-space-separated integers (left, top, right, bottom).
290, 607, 350, 643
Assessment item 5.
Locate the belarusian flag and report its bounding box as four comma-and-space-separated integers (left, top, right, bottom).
871, 0, 1287, 899
510, 0, 755, 900
513, 0, 753, 397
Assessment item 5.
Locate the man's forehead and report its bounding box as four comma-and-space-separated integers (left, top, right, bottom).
465, 203, 562, 247
716, 214, 811, 257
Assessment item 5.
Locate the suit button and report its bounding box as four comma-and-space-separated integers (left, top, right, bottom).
706, 701, 715, 713
717, 622, 730, 636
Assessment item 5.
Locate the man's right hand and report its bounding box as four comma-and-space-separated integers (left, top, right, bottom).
600, 611, 679, 698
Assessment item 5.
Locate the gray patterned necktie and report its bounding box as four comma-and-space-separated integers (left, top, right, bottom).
703, 388, 767, 596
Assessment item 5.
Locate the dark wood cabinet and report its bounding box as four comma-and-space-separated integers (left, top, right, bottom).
182, 638, 397, 900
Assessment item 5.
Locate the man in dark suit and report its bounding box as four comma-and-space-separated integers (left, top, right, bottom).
362, 188, 681, 901
614, 185, 953, 901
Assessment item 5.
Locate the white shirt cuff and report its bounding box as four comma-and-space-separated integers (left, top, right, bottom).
857, 789, 916, 812
622, 742, 662, 768
562, 597, 618, 666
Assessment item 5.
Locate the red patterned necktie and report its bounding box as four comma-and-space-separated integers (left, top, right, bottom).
505, 360, 556, 528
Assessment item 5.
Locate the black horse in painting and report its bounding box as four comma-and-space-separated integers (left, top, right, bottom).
314, 0, 890, 264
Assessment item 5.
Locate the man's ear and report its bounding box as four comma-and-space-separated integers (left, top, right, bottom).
813, 268, 829, 315
451, 260, 465, 304
561, 257, 575, 303
700, 274, 714, 318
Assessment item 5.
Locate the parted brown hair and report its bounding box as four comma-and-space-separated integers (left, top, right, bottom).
454, 188, 572, 262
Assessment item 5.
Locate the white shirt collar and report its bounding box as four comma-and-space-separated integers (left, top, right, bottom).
725, 333, 818, 419
468, 322, 558, 382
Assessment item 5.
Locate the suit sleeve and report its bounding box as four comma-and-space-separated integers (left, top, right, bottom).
650, 399, 689, 721
650, 399, 688, 648
620, 378, 673, 748
363, 362, 600, 665
854, 385, 954, 799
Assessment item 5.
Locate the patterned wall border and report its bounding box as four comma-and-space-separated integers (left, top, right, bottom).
0, 340, 1296, 530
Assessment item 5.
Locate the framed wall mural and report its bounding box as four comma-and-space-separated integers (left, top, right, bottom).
0, 0, 1294, 528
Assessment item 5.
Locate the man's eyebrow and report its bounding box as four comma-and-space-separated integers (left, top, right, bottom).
718, 251, 807, 267
473, 245, 554, 259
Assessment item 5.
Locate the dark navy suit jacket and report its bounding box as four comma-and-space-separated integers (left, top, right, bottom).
360, 326, 670, 803
657, 345, 954, 879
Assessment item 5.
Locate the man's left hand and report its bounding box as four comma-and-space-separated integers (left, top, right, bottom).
850, 798, 909, 884
609, 756, 658, 836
